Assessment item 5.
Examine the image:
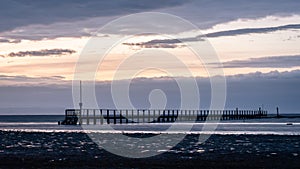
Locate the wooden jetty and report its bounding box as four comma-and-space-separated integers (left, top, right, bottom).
59, 108, 267, 125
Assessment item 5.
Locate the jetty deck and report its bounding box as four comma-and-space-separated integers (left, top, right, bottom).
62, 108, 267, 125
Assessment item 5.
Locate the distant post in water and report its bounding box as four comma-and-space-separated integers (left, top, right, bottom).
276, 107, 279, 118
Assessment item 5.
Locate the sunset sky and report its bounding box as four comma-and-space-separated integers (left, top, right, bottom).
0, 0, 300, 114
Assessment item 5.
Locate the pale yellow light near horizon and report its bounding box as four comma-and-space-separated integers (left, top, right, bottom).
96, 41, 209, 81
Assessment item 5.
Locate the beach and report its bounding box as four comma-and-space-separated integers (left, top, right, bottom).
0, 130, 299, 169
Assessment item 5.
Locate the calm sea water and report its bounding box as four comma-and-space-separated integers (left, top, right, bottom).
0, 115, 64, 122
0, 115, 299, 135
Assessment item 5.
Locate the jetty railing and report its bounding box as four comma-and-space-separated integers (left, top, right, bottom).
64, 108, 267, 125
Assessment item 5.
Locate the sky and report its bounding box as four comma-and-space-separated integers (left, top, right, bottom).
0, 0, 300, 114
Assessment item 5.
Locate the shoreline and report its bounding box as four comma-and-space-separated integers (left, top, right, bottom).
1, 128, 300, 136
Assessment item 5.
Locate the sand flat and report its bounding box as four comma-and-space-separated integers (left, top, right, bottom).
0, 131, 299, 168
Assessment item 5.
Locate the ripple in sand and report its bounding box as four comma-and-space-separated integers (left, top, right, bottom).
235, 140, 244, 143
157, 149, 168, 153
6, 145, 17, 148
137, 145, 145, 149
188, 150, 195, 154
243, 143, 252, 146
141, 150, 149, 153
181, 156, 193, 159
196, 149, 205, 153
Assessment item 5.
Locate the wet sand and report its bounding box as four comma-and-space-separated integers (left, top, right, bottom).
0, 131, 299, 169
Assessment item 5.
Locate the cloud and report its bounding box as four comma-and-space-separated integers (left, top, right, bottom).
1, 69, 300, 114
226, 69, 300, 80
123, 24, 300, 48
223, 70, 300, 113
0, 74, 64, 81
3, 49, 76, 57
164, 0, 300, 29
0, 0, 186, 33
219, 55, 300, 68
204, 24, 300, 38
123, 39, 185, 49
0, 85, 73, 115
0, 74, 67, 86
1, 1, 300, 41
0, 38, 21, 43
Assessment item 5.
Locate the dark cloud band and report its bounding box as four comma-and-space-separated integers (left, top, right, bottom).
0, 38, 21, 43
205, 24, 300, 38
1, 69, 300, 114
1, 0, 300, 41
0, 0, 186, 33
220, 55, 300, 68
4, 49, 76, 57
123, 24, 300, 48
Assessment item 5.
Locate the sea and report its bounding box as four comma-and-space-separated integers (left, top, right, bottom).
0, 114, 300, 135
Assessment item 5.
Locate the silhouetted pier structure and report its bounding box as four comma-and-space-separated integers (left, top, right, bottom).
60, 108, 267, 125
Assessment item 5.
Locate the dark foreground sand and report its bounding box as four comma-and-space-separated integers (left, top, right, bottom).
0, 131, 299, 169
